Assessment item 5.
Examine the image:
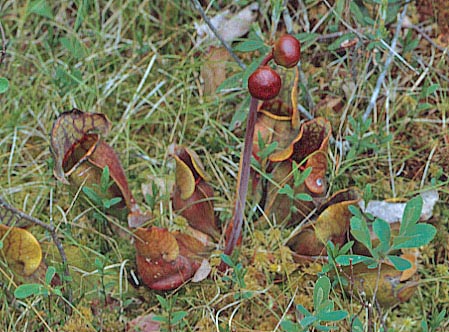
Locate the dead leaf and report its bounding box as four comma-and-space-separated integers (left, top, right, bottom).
358, 190, 439, 223
192, 259, 211, 282
0, 224, 42, 276
194, 3, 259, 46
201, 47, 230, 96
127, 313, 161, 332
343, 263, 418, 307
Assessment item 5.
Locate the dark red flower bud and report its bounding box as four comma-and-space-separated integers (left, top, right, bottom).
272, 34, 301, 68
248, 66, 281, 100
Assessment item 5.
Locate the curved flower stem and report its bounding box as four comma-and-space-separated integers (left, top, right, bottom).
0, 20, 6, 65
220, 97, 259, 270
261, 53, 273, 66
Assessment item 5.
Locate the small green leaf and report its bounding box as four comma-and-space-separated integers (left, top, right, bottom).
45, 266, 56, 285
53, 288, 63, 297
336, 255, 374, 266
102, 197, 122, 209
234, 40, 268, 52
314, 276, 330, 308
293, 165, 312, 187
339, 241, 354, 255
82, 187, 101, 205
297, 304, 312, 316
349, 2, 366, 26
220, 254, 235, 268
151, 315, 168, 323
350, 216, 372, 252
171, 311, 187, 324
351, 316, 364, 332
295, 32, 319, 50
373, 218, 390, 244
295, 193, 313, 202
392, 224, 437, 249
279, 184, 295, 199
400, 196, 423, 234
100, 166, 110, 193
300, 315, 318, 328
156, 294, 168, 309
317, 310, 347, 322
327, 33, 356, 51
216, 72, 243, 93
387, 255, 412, 271
281, 320, 301, 332
14, 283, 43, 299
363, 184, 373, 205
295, 32, 319, 43
421, 319, 429, 332
373, 218, 391, 256
27, 0, 53, 19
0, 77, 9, 93
348, 205, 363, 219
228, 95, 250, 131
60, 36, 86, 59
416, 103, 434, 111
257, 141, 278, 159
423, 83, 440, 98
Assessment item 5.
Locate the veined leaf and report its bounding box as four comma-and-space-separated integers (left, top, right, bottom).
400, 195, 423, 234
314, 277, 331, 308
336, 254, 374, 266
0, 77, 9, 94
373, 218, 391, 256
350, 216, 372, 252
392, 223, 436, 249
301, 315, 318, 328
14, 283, 44, 299
388, 255, 412, 271
317, 310, 347, 322
234, 39, 268, 52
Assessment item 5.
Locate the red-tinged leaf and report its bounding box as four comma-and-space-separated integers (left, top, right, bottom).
50, 109, 111, 184
171, 145, 219, 239
135, 227, 179, 262
304, 151, 328, 195
50, 109, 149, 227
87, 141, 132, 206
134, 228, 211, 290
136, 254, 197, 291
174, 232, 210, 260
